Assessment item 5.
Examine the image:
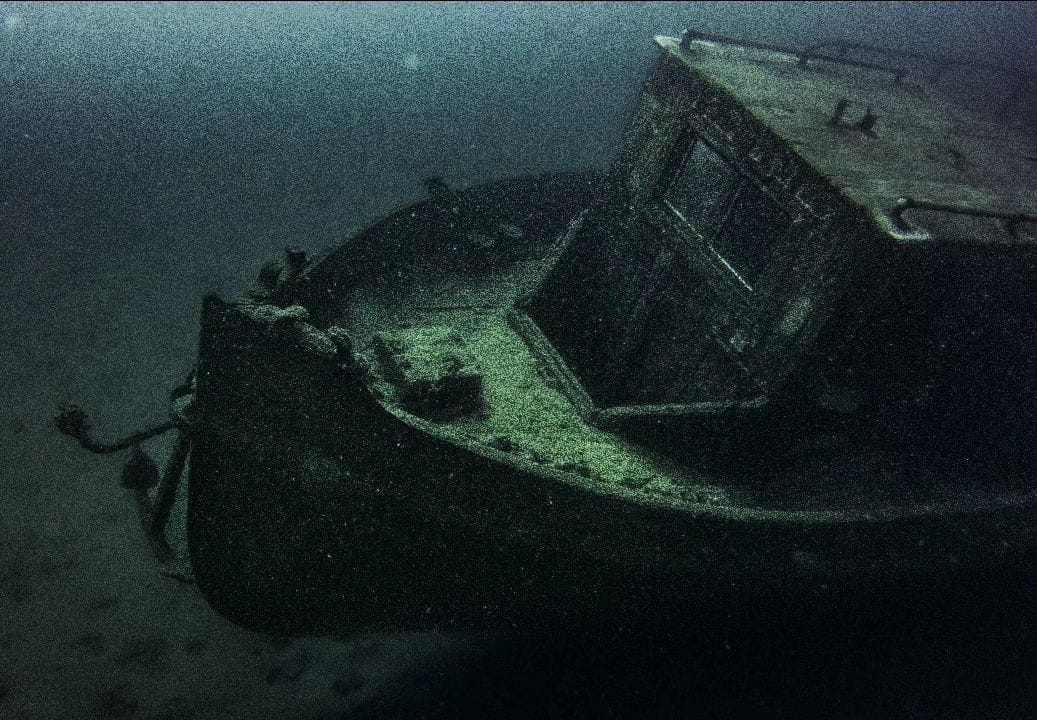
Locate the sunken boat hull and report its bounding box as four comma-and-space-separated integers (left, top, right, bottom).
186, 174, 1037, 635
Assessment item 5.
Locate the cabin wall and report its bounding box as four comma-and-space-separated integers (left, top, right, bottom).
523, 52, 880, 416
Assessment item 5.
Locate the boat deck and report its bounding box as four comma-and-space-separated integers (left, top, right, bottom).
324, 174, 1035, 520
364, 308, 733, 505
345, 279, 1035, 518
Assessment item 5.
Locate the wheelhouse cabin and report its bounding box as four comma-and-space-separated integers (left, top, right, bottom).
518, 31, 1037, 437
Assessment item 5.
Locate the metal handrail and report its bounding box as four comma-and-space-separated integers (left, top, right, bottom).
889, 197, 1037, 237
681, 29, 1036, 116
680, 29, 909, 83
805, 40, 1035, 86
805, 40, 1036, 115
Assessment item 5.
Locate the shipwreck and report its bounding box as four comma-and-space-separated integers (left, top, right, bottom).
59, 29, 1037, 633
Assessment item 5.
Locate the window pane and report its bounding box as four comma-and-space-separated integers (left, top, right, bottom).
711, 182, 784, 287
664, 140, 740, 240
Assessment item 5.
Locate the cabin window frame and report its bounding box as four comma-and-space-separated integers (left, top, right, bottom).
655, 131, 790, 298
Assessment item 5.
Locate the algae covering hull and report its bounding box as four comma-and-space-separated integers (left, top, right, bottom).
185, 174, 1037, 635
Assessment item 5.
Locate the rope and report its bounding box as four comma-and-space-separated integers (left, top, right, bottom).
54, 370, 196, 453
53, 403, 174, 454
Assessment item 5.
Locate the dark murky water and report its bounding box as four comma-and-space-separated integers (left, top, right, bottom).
2, 3, 1036, 718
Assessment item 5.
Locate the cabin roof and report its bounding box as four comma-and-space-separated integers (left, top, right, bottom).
656, 35, 1037, 227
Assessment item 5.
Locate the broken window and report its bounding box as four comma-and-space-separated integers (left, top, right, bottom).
664, 139, 740, 239
662, 136, 786, 290
712, 180, 785, 287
